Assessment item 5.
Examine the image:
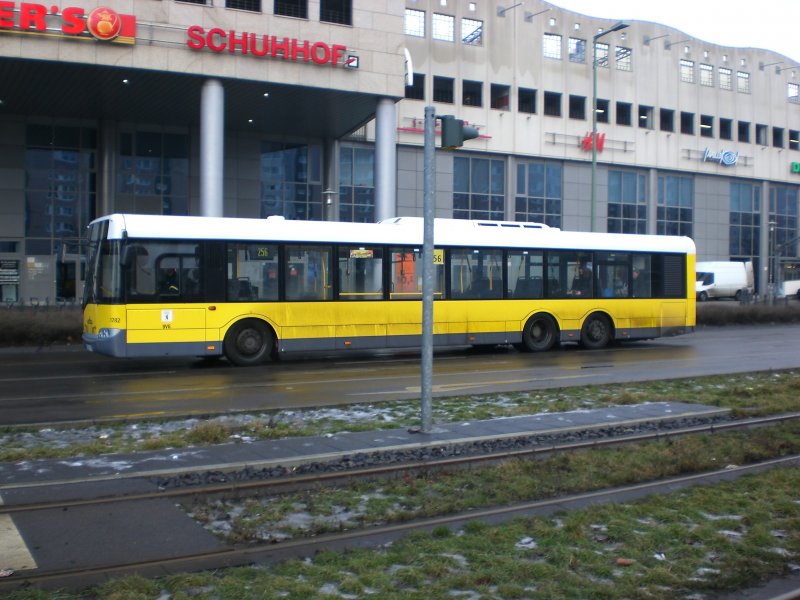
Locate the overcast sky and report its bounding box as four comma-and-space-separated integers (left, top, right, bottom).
548, 0, 799, 63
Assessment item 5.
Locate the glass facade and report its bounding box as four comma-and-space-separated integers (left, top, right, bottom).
514, 162, 562, 227
339, 145, 375, 223
453, 156, 505, 221
260, 142, 322, 220
607, 170, 647, 234
729, 182, 761, 261
118, 131, 189, 216
657, 175, 693, 237
770, 185, 799, 258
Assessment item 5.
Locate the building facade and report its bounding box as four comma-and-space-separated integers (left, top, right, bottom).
0, 0, 798, 303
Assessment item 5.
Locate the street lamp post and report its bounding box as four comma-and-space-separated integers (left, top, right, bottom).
591, 21, 629, 232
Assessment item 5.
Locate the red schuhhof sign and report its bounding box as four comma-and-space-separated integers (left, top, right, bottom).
0, 2, 136, 43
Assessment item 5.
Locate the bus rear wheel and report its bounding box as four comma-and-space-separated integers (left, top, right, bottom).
518, 313, 558, 352
224, 319, 274, 366
580, 313, 612, 349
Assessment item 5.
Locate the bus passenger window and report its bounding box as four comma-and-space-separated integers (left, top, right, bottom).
339, 246, 383, 300
285, 245, 333, 301
632, 256, 651, 298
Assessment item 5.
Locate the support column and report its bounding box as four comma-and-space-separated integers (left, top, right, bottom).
97, 120, 116, 217
760, 181, 771, 297
200, 79, 224, 217
322, 137, 339, 221
374, 98, 397, 221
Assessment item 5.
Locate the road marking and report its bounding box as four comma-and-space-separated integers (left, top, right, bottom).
350, 374, 597, 396
0, 496, 37, 571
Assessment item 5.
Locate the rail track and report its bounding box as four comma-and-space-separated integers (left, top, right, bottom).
2, 412, 800, 593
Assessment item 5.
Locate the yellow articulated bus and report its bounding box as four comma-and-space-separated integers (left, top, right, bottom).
82, 214, 696, 366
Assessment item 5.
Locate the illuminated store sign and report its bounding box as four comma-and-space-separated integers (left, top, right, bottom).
0, 3, 136, 43
703, 148, 738, 167
580, 132, 605, 153
791, 162, 800, 174
186, 26, 349, 67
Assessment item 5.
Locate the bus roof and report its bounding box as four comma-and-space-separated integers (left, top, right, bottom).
93, 214, 696, 254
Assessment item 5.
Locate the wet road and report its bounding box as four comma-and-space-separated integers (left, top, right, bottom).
1, 324, 799, 426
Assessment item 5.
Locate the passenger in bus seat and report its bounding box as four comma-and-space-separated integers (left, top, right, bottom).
570, 264, 592, 297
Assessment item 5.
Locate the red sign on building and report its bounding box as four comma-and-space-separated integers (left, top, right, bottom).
0, 3, 136, 43
580, 132, 605, 152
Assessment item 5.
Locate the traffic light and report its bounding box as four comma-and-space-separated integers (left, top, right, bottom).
440, 115, 480, 149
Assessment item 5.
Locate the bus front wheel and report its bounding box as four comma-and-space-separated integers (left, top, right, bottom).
580, 313, 612, 349
224, 319, 274, 366
518, 313, 559, 352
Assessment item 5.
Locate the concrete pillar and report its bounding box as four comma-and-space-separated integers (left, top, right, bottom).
200, 79, 224, 217
97, 120, 116, 217
322, 137, 339, 221
374, 98, 397, 221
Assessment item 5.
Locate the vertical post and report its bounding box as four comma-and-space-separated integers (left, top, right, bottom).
590, 41, 598, 233
200, 79, 224, 218
420, 106, 435, 433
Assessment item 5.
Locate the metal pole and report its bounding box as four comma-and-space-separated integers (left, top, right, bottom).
420, 106, 435, 432
591, 42, 598, 233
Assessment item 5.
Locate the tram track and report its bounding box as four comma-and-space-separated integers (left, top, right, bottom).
2, 411, 800, 515
2, 412, 800, 593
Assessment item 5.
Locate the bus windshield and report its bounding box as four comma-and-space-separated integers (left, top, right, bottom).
83, 220, 123, 306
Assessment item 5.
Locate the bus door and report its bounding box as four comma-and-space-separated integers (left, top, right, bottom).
124, 248, 208, 356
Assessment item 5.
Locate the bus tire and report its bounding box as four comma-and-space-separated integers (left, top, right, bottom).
697, 291, 708, 302
580, 313, 612, 349
519, 313, 559, 352
224, 319, 274, 366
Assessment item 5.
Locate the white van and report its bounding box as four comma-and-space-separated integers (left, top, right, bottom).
782, 279, 800, 299
695, 261, 754, 301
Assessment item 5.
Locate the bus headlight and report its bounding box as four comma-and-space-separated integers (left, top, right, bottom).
98, 328, 121, 339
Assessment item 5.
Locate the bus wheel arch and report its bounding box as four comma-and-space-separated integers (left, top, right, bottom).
580, 312, 613, 349
223, 318, 276, 366
518, 312, 559, 352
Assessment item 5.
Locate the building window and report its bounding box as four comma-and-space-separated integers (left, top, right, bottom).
700, 115, 714, 138
774, 127, 785, 148
730, 182, 761, 262
462, 80, 482, 107
432, 13, 455, 41
515, 162, 562, 228
738, 121, 751, 143
660, 108, 675, 132
433, 76, 454, 103
700, 63, 713, 86
518, 88, 536, 113
615, 46, 632, 71
790, 130, 800, 151
680, 112, 694, 135
594, 42, 609, 68
543, 91, 561, 117
608, 171, 647, 234
639, 105, 654, 129
454, 156, 505, 221
490, 84, 510, 110
569, 37, 586, 63
596, 99, 610, 123
226, 0, 260, 11
680, 59, 694, 83
756, 124, 768, 146
275, 0, 307, 18
25, 124, 97, 296
339, 146, 374, 223
719, 67, 732, 90
543, 33, 562, 59
657, 175, 693, 237
260, 142, 322, 221
719, 118, 733, 141
737, 71, 750, 93
462, 17, 482, 45
771, 186, 800, 259
405, 73, 425, 100
616, 102, 632, 126
118, 131, 188, 217
405, 9, 425, 37
788, 82, 800, 103
320, 0, 350, 24
569, 95, 586, 120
